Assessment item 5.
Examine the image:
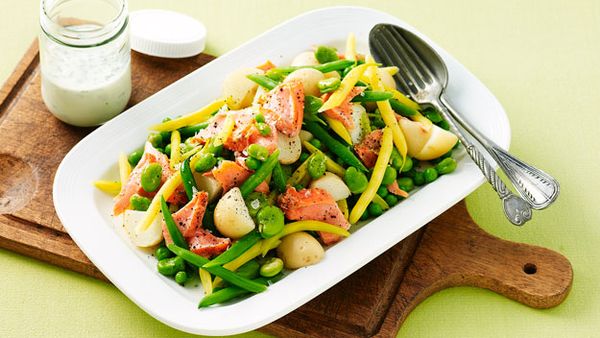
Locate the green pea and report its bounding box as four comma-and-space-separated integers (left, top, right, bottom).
299, 152, 309, 163
413, 171, 425, 186
317, 78, 341, 94
360, 210, 369, 221
370, 111, 386, 128
423, 167, 438, 183
155, 246, 172, 261
245, 157, 262, 170
344, 167, 368, 194
248, 144, 269, 161
194, 153, 217, 172
266, 68, 287, 82
147, 133, 163, 148
308, 153, 327, 179
128, 149, 143, 166
141, 163, 162, 192
397, 177, 414, 192
377, 186, 389, 198
435, 157, 457, 175
308, 138, 322, 149
389, 149, 403, 170
367, 203, 384, 217
164, 144, 172, 157
175, 271, 188, 285
257, 206, 285, 238
381, 166, 397, 186
257, 122, 271, 136
130, 194, 151, 211
314, 45, 339, 64
384, 194, 399, 207
245, 192, 268, 219
401, 157, 413, 173
157, 256, 185, 276
255, 113, 265, 123
236, 260, 260, 279
260, 257, 284, 278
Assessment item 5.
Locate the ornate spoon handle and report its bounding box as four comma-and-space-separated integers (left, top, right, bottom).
441, 94, 559, 209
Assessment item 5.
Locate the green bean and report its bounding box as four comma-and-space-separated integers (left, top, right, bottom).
155, 246, 172, 261
423, 167, 438, 183
272, 59, 355, 75
257, 206, 285, 238
376, 186, 389, 198
160, 196, 188, 249
194, 153, 217, 173
180, 157, 197, 200
244, 192, 268, 219
397, 177, 414, 192
198, 276, 278, 308
141, 163, 162, 192
424, 108, 443, 123
203, 232, 262, 268
239, 150, 280, 198
265, 68, 287, 82
413, 171, 425, 186
260, 258, 284, 277
344, 167, 369, 194
178, 122, 209, 138
381, 166, 397, 186
389, 99, 417, 117
175, 270, 188, 284
157, 256, 185, 276
304, 122, 367, 172
148, 133, 163, 148
317, 78, 341, 93
245, 157, 261, 171
351, 91, 394, 103
437, 119, 450, 131
167, 244, 267, 293
367, 203, 384, 217
256, 122, 271, 136
235, 260, 260, 279
128, 148, 143, 166
130, 194, 151, 211
314, 46, 339, 63
303, 96, 325, 125
248, 144, 269, 161
272, 162, 288, 193
308, 153, 326, 179
384, 194, 399, 207
435, 157, 457, 175
246, 74, 279, 90
299, 152, 309, 163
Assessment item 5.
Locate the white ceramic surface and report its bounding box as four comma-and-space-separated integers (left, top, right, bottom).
53, 6, 510, 336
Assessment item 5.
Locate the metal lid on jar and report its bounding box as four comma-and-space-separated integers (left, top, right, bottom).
129, 9, 206, 58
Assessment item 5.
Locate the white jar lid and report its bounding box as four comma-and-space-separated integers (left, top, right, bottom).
129, 9, 206, 58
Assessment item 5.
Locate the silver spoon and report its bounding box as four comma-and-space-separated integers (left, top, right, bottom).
370, 23, 542, 225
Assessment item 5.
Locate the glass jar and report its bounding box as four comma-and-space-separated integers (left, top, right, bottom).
39, 0, 131, 127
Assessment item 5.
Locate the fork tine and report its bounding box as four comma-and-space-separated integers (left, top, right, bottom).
379, 27, 428, 88
389, 26, 436, 82
370, 36, 414, 95
372, 27, 423, 93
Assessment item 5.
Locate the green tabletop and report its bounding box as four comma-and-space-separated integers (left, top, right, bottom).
1, 0, 599, 337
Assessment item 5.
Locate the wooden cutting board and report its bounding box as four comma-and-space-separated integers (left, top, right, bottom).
0, 42, 573, 338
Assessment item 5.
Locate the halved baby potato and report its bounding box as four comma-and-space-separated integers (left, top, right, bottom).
309, 172, 351, 201
283, 68, 324, 97
277, 132, 302, 164
222, 67, 263, 110
398, 117, 458, 160
123, 210, 163, 247
214, 187, 255, 239
277, 232, 324, 269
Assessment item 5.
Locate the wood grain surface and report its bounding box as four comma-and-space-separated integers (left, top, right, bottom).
0, 42, 573, 337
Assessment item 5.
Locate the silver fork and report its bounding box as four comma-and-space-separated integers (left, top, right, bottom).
370, 23, 534, 225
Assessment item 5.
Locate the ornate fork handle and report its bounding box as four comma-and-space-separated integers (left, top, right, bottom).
440, 94, 560, 209
431, 101, 532, 225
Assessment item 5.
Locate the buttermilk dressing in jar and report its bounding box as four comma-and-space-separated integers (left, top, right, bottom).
39, 0, 131, 127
